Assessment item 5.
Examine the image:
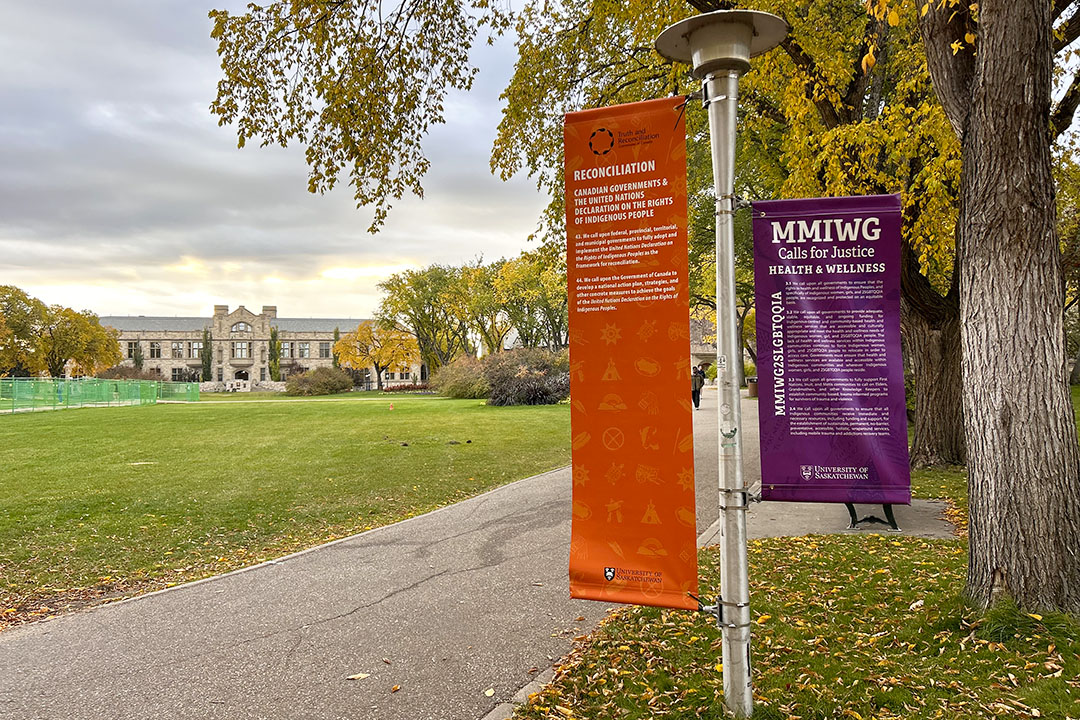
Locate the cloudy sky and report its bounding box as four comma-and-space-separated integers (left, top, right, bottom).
0, 1, 548, 319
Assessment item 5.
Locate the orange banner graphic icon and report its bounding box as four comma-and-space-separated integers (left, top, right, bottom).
565, 96, 697, 611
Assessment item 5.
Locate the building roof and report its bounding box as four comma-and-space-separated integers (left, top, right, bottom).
100, 316, 369, 333
271, 318, 367, 332
100, 316, 208, 332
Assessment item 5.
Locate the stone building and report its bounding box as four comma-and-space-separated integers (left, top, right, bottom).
100, 304, 425, 388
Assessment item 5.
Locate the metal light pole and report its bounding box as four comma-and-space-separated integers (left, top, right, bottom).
656, 11, 787, 718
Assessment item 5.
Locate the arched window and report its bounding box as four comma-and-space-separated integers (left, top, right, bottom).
231, 322, 251, 332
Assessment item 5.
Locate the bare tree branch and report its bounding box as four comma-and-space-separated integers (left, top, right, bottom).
1055, 5, 1080, 52
1054, 0, 1076, 23
1054, 70, 1080, 139
917, 1, 976, 139
781, 37, 843, 129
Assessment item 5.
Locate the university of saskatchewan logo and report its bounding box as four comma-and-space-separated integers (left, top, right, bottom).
800, 465, 814, 481
589, 128, 615, 156
604, 567, 616, 581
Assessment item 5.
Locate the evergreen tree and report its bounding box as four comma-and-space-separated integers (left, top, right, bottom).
200, 328, 212, 381
269, 326, 281, 381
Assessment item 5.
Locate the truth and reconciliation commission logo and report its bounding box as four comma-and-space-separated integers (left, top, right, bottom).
589, 127, 615, 156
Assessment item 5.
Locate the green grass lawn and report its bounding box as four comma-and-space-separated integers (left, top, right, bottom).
0, 394, 569, 626
197, 389, 392, 401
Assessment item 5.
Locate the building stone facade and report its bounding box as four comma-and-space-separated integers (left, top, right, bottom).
100, 305, 425, 388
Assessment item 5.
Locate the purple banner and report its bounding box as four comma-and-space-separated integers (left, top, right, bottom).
752, 194, 910, 505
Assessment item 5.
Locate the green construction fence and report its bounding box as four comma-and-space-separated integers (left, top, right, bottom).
0, 378, 199, 413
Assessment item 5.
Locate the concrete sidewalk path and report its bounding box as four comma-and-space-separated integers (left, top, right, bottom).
0, 391, 954, 720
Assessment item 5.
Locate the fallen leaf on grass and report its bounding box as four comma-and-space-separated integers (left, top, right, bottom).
346, 673, 370, 680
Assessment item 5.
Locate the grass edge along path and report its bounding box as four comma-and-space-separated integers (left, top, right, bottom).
0, 394, 569, 631
512, 467, 1079, 720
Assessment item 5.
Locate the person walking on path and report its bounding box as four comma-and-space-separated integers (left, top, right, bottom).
691, 365, 705, 409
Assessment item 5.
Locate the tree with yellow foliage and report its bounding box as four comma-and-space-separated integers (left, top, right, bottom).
0, 286, 120, 377
334, 321, 419, 390
493, 0, 963, 466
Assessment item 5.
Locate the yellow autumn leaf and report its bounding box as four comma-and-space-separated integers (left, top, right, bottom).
715, 662, 724, 672
391, 685, 401, 693
757, 614, 772, 624
921, 2, 930, 15
1027, 613, 1043, 621
965, 32, 976, 44
951, 39, 964, 54
887, 9, 899, 26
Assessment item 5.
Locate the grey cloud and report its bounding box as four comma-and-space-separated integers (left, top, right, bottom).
0, 1, 547, 315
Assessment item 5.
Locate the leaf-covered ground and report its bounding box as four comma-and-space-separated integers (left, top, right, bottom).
516, 534, 1079, 719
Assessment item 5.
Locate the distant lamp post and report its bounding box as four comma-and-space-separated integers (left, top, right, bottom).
655, 11, 788, 719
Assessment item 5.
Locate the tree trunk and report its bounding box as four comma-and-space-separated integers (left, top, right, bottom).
959, 0, 1080, 612
903, 301, 966, 466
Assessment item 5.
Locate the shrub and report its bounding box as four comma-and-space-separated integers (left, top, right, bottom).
431, 356, 490, 399
99, 365, 162, 381
285, 366, 353, 396
382, 383, 430, 393
483, 348, 570, 406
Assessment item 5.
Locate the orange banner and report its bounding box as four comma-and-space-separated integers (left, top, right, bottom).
565, 96, 697, 611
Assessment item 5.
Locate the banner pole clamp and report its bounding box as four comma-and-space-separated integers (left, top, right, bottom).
718, 487, 757, 511
691, 594, 752, 629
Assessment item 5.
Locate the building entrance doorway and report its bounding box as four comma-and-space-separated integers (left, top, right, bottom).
234, 370, 249, 381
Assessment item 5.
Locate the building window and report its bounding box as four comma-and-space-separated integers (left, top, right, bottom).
171, 342, 183, 359
319, 342, 331, 358
298, 342, 310, 358
386, 371, 395, 381
190, 341, 203, 358
401, 368, 410, 380
231, 322, 251, 332
171, 368, 184, 381
127, 341, 138, 359
217, 368, 223, 381
281, 342, 293, 358
232, 342, 250, 359
260, 367, 266, 381
150, 342, 162, 359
